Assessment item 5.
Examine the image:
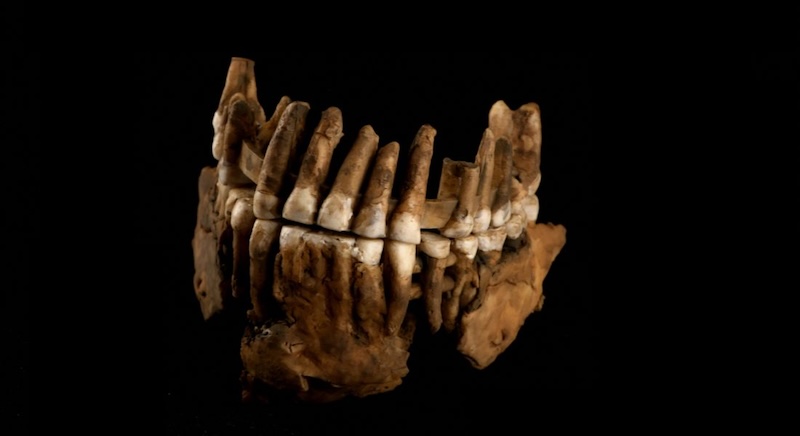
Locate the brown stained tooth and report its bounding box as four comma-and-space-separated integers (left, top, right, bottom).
354, 262, 387, 341
385, 240, 417, 335
441, 162, 480, 238
437, 158, 462, 200
477, 226, 507, 253
283, 107, 344, 225
505, 179, 528, 239
219, 95, 257, 186
253, 102, 310, 219
419, 232, 451, 333
388, 125, 436, 244
275, 226, 310, 303
491, 137, 513, 228
254, 96, 292, 155
248, 219, 283, 322
413, 256, 423, 274
318, 125, 380, 232
311, 233, 355, 333
489, 100, 543, 197
452, 235, 479, 260
441, 253, 477, 333
230, 198, 256, 300
473, 129, 496, 233
351, 142, 400, 239
213, 58, 266, 160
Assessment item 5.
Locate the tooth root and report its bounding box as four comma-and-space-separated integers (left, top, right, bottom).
318, 125, 380, 231
491, 137, 513, 228
388, 125, 436, 244
441, 162, 480, 238
255, 96, 292, 155
248, 219, 282, 322
419, 232, 451, 259
437, 158, 461, 200
230, 197, 256, 300
385, 240, 417, 335
473, 129, 496, 233
423, 256, 448, 333
354, 262, 387, 341
219, 96, 257, 186
351, 142, 400, 239
442, 255, 476, 333
282, 107, 344, 225
213, 58, 265, 160
253, 102, 310, 219
326, 234, 355, 332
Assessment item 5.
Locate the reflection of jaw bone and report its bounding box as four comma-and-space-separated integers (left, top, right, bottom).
193, 56, 566, 401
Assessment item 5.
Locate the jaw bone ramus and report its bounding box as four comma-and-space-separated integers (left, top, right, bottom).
191, 57, 567, 403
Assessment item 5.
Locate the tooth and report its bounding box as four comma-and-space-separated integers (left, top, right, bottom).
491, 137, 513, 228
388, 125, 436, 244
413, 256, 423, 274
283, 107, 344, 225
522, 195, 539, 222
352, 237, 384, 266
477, 226, 507, 253
253, 102, 310, 219
248, 219, 283, 322
437, 158, 461, 200
213, 57, 266, 160
441, 249, 477, 333
255, 96, 292, 155
385, 240, 417, 335
445, 252, 458, 267
323, 233, 356, 332
487, 100, 513, 143
452, 235, 479, 260
472, 129, 495, 233
489, 101, 542, 197
219, 96, 257, 186
419, 232, 451, 334
441, 162, 479, 238
230, 196, 256, 300
351, 142, 400, 239
505, 202, 527, 240
354, 262, 387, 341
318, 125, 379, 231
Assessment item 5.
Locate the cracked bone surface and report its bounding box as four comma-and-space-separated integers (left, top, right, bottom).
191, 57, 567, 402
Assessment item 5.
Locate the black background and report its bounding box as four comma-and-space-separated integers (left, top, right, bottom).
140, 52, 593, 434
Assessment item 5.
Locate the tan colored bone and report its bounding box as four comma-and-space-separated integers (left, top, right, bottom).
283, 107, 344, 224
473, 129, 496, 233
491, 137, 513, 228
441, 162, 480, 238
384, 240, 417, 335
253, 102, 310, 219
419, 232, 451, 333
212, 58, 266, 160
351, 142, 399, 239
231, 197, 256, 300
318, 125, 379, 231
248, 219, 282, 322
387, 125, 435, 244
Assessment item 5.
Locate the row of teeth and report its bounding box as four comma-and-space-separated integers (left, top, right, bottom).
213, 58, 543, 250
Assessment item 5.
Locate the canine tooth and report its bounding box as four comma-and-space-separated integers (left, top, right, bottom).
254, 102, 310, 219
477, 227, 507, 252
283, 107, 344, 224
230, 197, 256, 299
248, 219, 282, 322
441, 162, 479, 238
419, 232, 450, 259
491, 138, 513, 228
351, 142, 399, 239
318, 125, 379, 231
385, 240, 416, 335
473, 129, 495, 233
388, 125, 435, 244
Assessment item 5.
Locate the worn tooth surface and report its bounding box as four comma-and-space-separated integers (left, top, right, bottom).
351, 142, 399, 239
477, 226, 507, 253
473, 129, 496, 233
388, 125, 435, 244
490, 137, 513, 228
441, 162, 479, 238
283, 107, 344, 225
385, 240, 417, 335
254, 102, 310, 219
419, 232, 451, 259
453, 235, 479, 260
318, 125, 379, 231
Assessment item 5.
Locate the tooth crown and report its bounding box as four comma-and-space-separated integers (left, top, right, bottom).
193, 57, 566, 402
